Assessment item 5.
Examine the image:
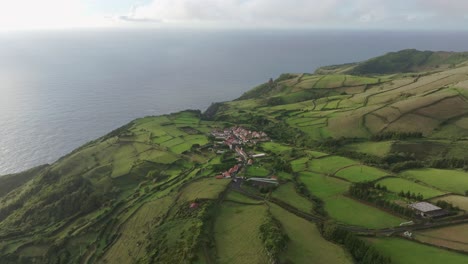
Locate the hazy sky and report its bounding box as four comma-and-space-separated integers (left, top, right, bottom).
1, 0, 467, 31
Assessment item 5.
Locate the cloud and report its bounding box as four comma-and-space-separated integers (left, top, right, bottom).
0, 0, 111, 30
118, 0, 468, 29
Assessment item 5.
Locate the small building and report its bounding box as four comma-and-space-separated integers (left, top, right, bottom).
409, 202, 449, 218
251, 153, 266, 158
190, 202, 199, 209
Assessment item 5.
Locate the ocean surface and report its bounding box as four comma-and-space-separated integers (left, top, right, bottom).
1, 29, 468, 175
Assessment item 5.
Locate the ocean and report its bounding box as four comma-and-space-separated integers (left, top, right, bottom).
1, 29, 468, 174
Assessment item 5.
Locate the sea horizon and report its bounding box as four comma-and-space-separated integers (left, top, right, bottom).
2, 29, 468, 175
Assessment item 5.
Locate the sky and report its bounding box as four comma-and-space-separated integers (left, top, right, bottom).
0, 0, 467, 31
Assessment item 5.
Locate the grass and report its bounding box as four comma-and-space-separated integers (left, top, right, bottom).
325, 196, 405, 228
377, 177, 446, 199
261, 142, 292, 154
309, 156, 359, 175
415, 223, 468, 252
335, 165, 388, 182
431, 195, 468, 211
245, 165, 270, 177
214, 202, 269, 264
344, 141, 393, 157
401, 168, 468, 195
225, 191, 261, 204
299, 172, 350, 199
100, 196, 174, 263
291, 157, 309, 172
269, 204, 352, 264
271, 183, 314, 213
180, 177, 230, 201
366, 237, 468, 264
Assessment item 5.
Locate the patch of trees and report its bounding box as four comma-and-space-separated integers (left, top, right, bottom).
397, 190, 424, 201
349, 49, 434, 75
259, 213, 289, 262
202, 102, 226, 120
349, 182, 415, 218
430, 158, 468, 169
435, 200, 460, 211
371, 131, 423, 141
319, 222, 392, 264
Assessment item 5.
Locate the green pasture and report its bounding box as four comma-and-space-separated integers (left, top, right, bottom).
309, 156, 359, 175
377, 177, 446, 199
401, 168, 468, 195
214, 202, 269, 264
366, 237, 468, 264
344, 141, 393, 157
299, 172, 350, 198
269, 204, 352, 264
325, 196, 405, 228
335, 165, 388, 182
271, 183, 314, 213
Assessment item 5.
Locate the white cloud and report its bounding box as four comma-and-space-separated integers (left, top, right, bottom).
0, 0, 110, 30
119, 0, 468, 29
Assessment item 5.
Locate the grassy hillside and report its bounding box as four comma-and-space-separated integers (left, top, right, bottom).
2, 50, 468, 263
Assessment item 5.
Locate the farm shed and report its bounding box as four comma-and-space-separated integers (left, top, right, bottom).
409, 202, 448, 218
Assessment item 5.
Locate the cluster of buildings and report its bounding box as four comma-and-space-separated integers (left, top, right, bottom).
211, 126, 269, 149
211, 127, 270, 180
216, 164, 241, 179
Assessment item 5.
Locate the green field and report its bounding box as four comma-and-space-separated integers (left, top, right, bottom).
377, 177, 446, 199
269, 204, 352, 264
366, 237, 468, 264
335, 165, 388, 182
225, 191, 261, 204
415, 223, 468, 252
345, 141, 393, 157
299, 172, 350, 199
271, 183, 314, 213
261, 142, 293, 154
214, 202, 269, 264
325, 196, 405, 228
309, 156, 359, 175
245, 165, 270, 177
180, 177, 230, 201
401, 168, 468, 195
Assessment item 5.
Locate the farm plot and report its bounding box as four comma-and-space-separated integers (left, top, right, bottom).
299, 172, 350, 199
308, 156, 359, 175
261, 142, 292, 154
385, 113, 440, 135
345, 141, 393, 157
366, 237, 468, 264
271, 183, 314, 213
376, 177, 446, 199
335, 165, 388, 182
325, 196, 405, 228
214, 202, 269, 264
431, 195, 468, 212
314, 75, 346, 88
245, 165, 270, 177
100, 196, 174, 263
269, 204, 352, 264
291, 157, 310, 172
179, 177, 230, 201
401, 168, 468, 195
415, 223, 468, 252
415, 96, 468, 120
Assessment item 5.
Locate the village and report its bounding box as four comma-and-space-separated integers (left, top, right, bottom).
210, 126, 278, 188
